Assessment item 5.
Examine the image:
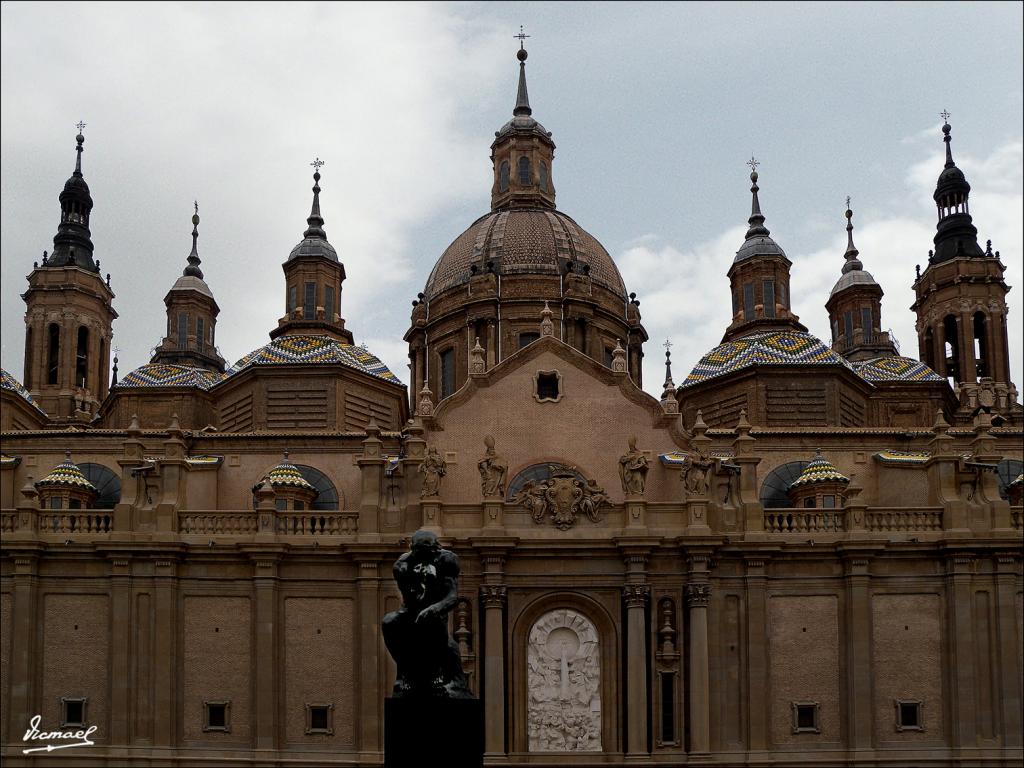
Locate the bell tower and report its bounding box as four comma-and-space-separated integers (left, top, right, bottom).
22, 124, 117, 420
911, 116, 1016, 413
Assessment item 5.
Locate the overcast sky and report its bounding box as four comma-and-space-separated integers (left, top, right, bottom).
2, 2, 1022, 400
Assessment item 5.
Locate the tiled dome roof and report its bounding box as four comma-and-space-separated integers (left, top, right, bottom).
1, 368, 46, 413
117, 363, 225, 391
229, 334, 400, 383
36, 453, 97, 491
853, 356, 944, 383
682, 331, 852, 388
423, 209, 627, 300
789, 451, 850, 489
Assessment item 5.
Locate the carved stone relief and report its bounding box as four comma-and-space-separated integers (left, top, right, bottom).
527, 609, 602, 752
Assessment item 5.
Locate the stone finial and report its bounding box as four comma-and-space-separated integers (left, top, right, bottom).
470, 337, 486, 375
932, 409, 950, 434
732, 408, 755, 455
166, 413, 183, 438
540, 301, 554, 337
365, 415, 381, 438
692, 409, 708, 436
254, 477, 276, 508
128, 413, 141, 435
611, 339, 627, 374
417, 381, 435, 416
929, 409, 954, 455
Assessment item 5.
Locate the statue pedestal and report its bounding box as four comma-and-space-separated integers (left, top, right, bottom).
385, 697, 483, 767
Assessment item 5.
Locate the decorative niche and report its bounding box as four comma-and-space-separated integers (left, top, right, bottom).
533, 370, 562, 403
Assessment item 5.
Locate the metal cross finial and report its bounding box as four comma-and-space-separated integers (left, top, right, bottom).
75, 120, 87, 133
940, 109, 951, 123
845, 195, 851, 210
746, 156, 759, 172
311, 157, 325, 171
194, 200, 199, 215
515, 25, 530, 49
663, 339, 673, 353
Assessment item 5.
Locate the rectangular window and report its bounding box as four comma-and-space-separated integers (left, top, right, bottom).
536, 371, 560, 401
844, 311, 854, 343
50, 497, 63, 510
823, 495, 836, 508
204, 701, 231, 732
294, 500, 304, 511
803, 497, 815, 508
275, 499, 287, 511
861, 307, 873, 342
196, 318, 205, 352
440, 348, 456, 399
306, 703, 334, 735
603, 347, 614, 368
325, 286, 335, 321
832, 319, 839, 342
792, 702, 820, 733
779, 282, 788, 308
61, 697, 87, 727
895, 700, 923, 731
763, 280, 776, 318
743, 283, 755, 321
519, 332, 540, 349
304, 282, 316, 320
288, 285, 298, 312
660, 672, 675, 744
177, 313, 188, 347
731, 290, 739, 317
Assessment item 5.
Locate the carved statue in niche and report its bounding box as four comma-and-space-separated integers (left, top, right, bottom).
478, 435, 508, 498
618, 436, 648, 495
512, 466, 607, 530
419, 446, 446, 498
381, 530, 473, 698
527, 609, 601, 752
682, 450, 714, 499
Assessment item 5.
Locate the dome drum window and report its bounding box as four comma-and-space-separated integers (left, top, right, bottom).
499, 161, 510, 192
518, 156, 531, 186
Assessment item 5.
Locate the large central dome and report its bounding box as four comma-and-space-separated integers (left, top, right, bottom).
424, 208, 627, 301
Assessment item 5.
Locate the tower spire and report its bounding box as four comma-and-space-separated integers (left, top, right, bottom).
744, 157, 770, 239
74, 121, 86, 175
303, 158, 327, 240
841, 197, 863, 274
930, 113, 983, 262
941, 109, 954, 167
514, 27, 532, 117
184, 200, 203, 278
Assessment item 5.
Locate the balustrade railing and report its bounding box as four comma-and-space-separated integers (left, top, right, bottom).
179, 512, 258, 535
38, 510, 113, 534
764, 508, 845, 533
864, 508, 942, 532
276, 512, 358, 535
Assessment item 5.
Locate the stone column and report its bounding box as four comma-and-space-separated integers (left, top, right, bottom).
994, 553, 1022, 746
842, 554, 873, 751
744, 557, 768, 750
152, 556, 179, 747
108, 557, 132, 746
357, 560, 383, 754
480, 551, 508, 756
686, 557, 712, 755
623, 583, 650, 755
251, 553, 281, 750
5, 551, 40, 743
947, 554, 976, 747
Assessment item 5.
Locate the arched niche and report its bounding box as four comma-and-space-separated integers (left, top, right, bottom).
759, 461, 808, 509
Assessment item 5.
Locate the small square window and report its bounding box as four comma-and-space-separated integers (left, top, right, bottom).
519, 332, 540, 349
895, 699, 923, 731
534, 370, 561, 402
803, 497, 815, 508
823, 495, 836, 509
306, 703, 334, 735
792, 702, 820, 733
204, 700, 231, 732
61, 697, 87, 727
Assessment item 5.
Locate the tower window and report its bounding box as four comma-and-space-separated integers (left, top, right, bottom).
519, 332, 540, 349
61, 697, 87, 727
196, 318, 205, 352
861, 307, 873, 343
304, 282, 316, 320
540, 161, 549, 192
762, 280, 776, 318
792, 702, 820, 733
973, 312, 988, 380
743, 283, 754, 321
288, 285, 298, 312
844, 311, 854, 345
439, 348, 455, 399
177, 313, 188, 347
203, 701, 231, 732
47, 323, 61, 385
832, 319, 839, 343
603, 347, 614, 368
943, 314, 960, 385
325, 286, 335, 321
518, 156, 531, 186
895, 700, 923, 731
499, 160, 510, 192
306, 703, 334, 734
75, 326, 89, 389
732, 290, 739, 318
779, 282, 788, 309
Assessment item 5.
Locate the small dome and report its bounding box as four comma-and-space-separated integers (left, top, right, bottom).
495, 113, 551, 142
288, 236, 338, 262
264, 454, 316, 492
682, 330, 853, 388
424, 209, 626, 300
36, 454, 97, 491
853, 356, 944, 383
829, 268, 880, 296
116, 363, 224, 390
734, 234, 787, 263
169, 274, 214, 298
62, 174, 91, 195
788, 451, 850, 489
229, 334, 400, 383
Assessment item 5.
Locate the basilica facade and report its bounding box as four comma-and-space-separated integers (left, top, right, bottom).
1, 46, 1022, 767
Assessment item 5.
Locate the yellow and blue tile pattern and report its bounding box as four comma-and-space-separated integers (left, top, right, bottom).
230, 335, 399, 383
683, 331, 851, 388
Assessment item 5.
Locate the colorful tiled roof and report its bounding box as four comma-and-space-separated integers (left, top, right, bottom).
1, 368, 46, 413
788, 450, 850, 488
854, 356, 944, 383
186, 455, 223, 467
229, 335, 400, 383
682, 331, 852, 388
35, 453, 97, 491
117, 363, 224, 391
1, 455, 21, 468
264, 453, 316, 492
873, 450, 931, 466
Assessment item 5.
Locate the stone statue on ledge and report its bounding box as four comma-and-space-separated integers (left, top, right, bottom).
382, 529, 473, 699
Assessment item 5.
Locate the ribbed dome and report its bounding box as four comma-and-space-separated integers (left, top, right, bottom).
829, 268, 879, 296
424, 209, 627, 300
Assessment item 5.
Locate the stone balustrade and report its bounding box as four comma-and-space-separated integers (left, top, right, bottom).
38, 509, 113, 533
864, 508, 943, 532
275, 511, 358, 535
179, 511, 258, 534
764, 508, 845, 533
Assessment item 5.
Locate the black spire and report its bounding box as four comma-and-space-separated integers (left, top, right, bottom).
514, 27, 532, 117
662, 339, 675, 388
744, 157, 770, 239
303, 158, 327, 240
841, 198, 863, 274
931, 113, 983, 262
183, 201, 204, 278
49, 122, 97, 271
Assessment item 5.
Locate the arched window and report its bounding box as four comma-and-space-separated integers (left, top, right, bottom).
439, 348, 456, 399
78, 463, 122, 509
923, 327, 936, 370
518, 156, 531, 186
98, 337, 106, 391
75, 326, 89, 389
177, 313, 188, 347
943, 314, 960, 384
759, 461, 809, 508
499, 161, 510, 192
196, 318, 205, 353
539, 161, 549, 192
47, 323, 60, 385
973, 312, 988, 379
252, 464, 341, 510
996, 459, 1023, 502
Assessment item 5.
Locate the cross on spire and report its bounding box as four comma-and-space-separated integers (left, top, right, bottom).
940, 109, 951, 124
194, 200, 199, 215
310, 157, 325, 172
845, 195, 851, 210
746, 156, 759, 173
515, 25, 530, 49
75, 120, 87, 134
663, 339, 673, 353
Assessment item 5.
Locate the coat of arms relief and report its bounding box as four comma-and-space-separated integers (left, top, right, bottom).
510, 465, 609, 530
